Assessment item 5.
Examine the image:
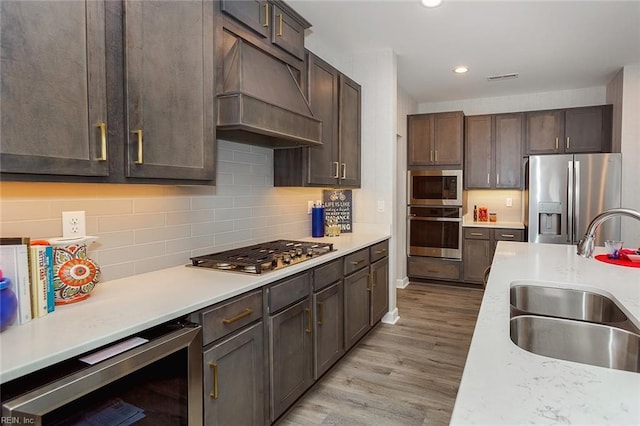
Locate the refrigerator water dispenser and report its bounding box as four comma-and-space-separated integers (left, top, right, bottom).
538, 202, 562, 236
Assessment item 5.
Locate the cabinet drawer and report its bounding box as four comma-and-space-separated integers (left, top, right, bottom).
313, 258, 342, 292
463, 228, 491, 240
370, 240, 389, 263
408, 257, 461, 281
344, 248, 370, 275
194, 290, 263, 346
493, 229, 524, 241
268, 272, 310, 313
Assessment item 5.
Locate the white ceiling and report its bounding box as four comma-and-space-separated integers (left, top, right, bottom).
288, 0, 640, 103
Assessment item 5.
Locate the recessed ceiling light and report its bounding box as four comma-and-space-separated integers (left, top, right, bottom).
421, 0, 442, 8
453, 66, 469, 74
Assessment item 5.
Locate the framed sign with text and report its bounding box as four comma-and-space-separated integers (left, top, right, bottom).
322, 189, 352, 233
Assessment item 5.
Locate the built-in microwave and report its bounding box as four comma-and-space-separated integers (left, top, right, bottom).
408, 169, 463, 206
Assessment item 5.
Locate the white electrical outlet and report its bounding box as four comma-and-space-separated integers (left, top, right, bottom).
377, 200, 385, 213
506, 197, 513, 207
62, 211, 86, 237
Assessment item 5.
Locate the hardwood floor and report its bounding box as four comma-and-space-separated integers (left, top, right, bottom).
279, 283, 484, 426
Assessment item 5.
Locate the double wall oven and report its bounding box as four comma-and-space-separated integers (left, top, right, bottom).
408, 170, 463, 259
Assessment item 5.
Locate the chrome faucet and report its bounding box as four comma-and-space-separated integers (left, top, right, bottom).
577, 208, 640, 258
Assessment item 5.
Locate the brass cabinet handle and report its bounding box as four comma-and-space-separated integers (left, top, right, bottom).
566, 137, 570, 149
501, 234, 515, 238
496, 173, 500, 185
366, 274, 372, 292
341, 163, 347, 180
263, 2, 269, 27
434, 150, 438, 162
132, 130, 143, 164
305, 307, 312, 333
333, 161, 340, 178
317, 302, 324, 325
555, 137, 559, 150
470, 232, 484, 236
96, 122, 107, 161
430, 150, 434, 162
209, 363, 218, 399
487, 173, 490, 185
372, 271, 377, 288
277, 13, 283, 36
222, 308, 253, 324
375, 249, 387, 255
350, 259, 365, 266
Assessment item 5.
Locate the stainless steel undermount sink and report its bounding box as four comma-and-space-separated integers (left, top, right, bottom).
509, 282, 640, 373
510, 315, 640, 373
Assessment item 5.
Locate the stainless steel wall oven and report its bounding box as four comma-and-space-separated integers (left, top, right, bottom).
1, 320, 202, 425
408, 206, 463, 259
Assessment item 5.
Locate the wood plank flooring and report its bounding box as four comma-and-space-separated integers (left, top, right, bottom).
279, 283, 484, 426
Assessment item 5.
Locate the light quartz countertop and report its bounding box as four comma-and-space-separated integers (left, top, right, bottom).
462, 215, 525, 229
451, 242, 640, 425
0, 231, 389, 384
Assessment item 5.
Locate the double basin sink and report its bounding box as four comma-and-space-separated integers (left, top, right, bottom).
509, 281, 640, 373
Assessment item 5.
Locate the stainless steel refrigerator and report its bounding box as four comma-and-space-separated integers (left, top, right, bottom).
526, 153, 621, 245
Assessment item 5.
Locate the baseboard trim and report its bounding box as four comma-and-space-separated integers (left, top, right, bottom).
396, 277, 409, 289
382, 308, 399, 324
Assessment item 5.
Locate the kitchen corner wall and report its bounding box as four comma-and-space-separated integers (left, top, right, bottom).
0, 140, 322, 281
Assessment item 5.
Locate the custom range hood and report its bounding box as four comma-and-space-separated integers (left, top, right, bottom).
216, 33, 322, 148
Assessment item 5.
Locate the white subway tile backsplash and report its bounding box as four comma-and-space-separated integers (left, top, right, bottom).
99, 213, 166, 233
135, 225, 191, 244
99, 242, 166, 265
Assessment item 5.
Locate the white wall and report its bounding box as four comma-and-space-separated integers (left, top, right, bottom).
619, 64, 640, 247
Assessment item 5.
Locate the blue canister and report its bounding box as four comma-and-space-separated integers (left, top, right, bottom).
312, 205, 325, 237
0, 276, 18, 331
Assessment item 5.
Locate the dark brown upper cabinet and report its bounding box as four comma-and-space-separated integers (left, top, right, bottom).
525, 105, 612, 155
124, 0, 216, 181
1, 0, 216, 184
274, 52, 362, 187
0, 0, 109, 178
220, 0, 307, 60
407, 111, 464, 167
465, 113, 523, 189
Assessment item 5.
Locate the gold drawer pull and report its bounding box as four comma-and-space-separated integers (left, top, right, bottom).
375, 249, 387, 254
555, 137, 559, 150
222, 308, 253, 324
366, 274, 372, 292
97, 122, 107, 161
305, 308, 312, 333
262, 3, 269, 27
132, 129, 143, 164
277, 13, 283, 36
470, 232, 484, 236
209, 363, 218, 399
501, 234, 515, 238
350, 259, 365, 266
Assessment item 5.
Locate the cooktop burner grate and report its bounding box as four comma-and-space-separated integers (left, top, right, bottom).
189, 240, 334, 274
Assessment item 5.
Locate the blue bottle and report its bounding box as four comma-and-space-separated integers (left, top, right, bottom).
0, 275, 18, 332
312, 204, 325, 237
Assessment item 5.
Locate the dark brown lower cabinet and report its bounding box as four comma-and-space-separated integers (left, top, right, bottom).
269, 297, 313, 421
203, 322, 266, 425
370, 257, 389, 325
343, 267, 371, 351
313, 281, 344, 379
463, 228, 525, 284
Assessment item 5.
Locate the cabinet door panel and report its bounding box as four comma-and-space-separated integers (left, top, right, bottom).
220, 0, 268, 38
463, 239, 491, 284
203, 322, 266, 426
314, 281, 344, 379
525, 110, 563, 154
370, 257, 389, 325
464, 115, 492, 188
433, 112, 463, 165
307, 53, 340, 186
270, 298, 313, 421
494, 113, 523, 189
338, 74, 362, 187
0, 1, 109, 176
124, 0, 215, 180
344, 268, 371, 350
564, 106, 606, 153
270, 4, 305, 60
407, 115, 433, 166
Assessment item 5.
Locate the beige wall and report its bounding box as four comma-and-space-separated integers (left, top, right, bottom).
0, 141, 322, 282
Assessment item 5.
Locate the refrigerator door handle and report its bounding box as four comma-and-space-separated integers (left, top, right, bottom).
567, 161, 574, 243
574, 160, 580, 244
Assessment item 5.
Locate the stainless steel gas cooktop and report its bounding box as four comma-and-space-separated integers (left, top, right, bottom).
189, 240, 334, 274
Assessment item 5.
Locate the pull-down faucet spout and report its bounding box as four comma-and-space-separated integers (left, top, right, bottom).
576, 208, 640, 258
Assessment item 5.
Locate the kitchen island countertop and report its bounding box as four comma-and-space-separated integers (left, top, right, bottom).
0, 231, 389, 384
451, 242, 640, 425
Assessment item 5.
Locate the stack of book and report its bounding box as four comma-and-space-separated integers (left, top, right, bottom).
0, 237, 55, 327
